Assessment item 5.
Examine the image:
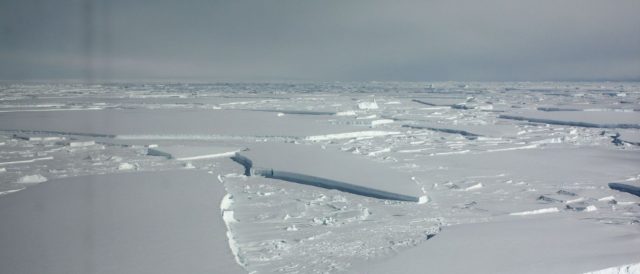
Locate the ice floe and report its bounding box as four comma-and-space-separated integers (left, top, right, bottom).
510, 207, 560, 216
15, 174, 48, 184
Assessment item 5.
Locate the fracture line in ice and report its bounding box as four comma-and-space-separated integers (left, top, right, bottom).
0, 107, 103, 113
499, 115, 640, 129
609, 183, 640, 197
463, 183, 483, 191
402, 125, 481, 139
0, 188, 25, 196
305, 131, 401, 141
485, 144, 539, 153
147, 148, 240, 161
0, 156, 53, 166
230, 153, 421, 202
429, 150, 470, 156
509, 207, 560, 216
175, 152, 239, 161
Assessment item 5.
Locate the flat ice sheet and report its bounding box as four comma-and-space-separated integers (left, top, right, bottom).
0, 108, 356, 138
357, 215, 640, 274
0, 170, 244, 274
410, 147, 640, 186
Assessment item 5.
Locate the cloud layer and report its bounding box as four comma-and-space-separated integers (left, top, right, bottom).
1, 0, 639, 81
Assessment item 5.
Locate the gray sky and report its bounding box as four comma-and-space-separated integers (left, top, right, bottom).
1, 0, 639, 82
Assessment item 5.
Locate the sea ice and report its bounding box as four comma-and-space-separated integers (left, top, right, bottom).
510, 207, 560, 216
1, 82, 639, 274
584, 262, 640, 274
15, 174, 47, 184
357, 100, 379, 110
0, 171, 245, 274
232, 142, 422, 202
117, 162, 136, 170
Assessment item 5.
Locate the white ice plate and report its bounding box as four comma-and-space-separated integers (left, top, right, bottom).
0, 109, 361, 138
357, 215, 640, 274
0, 170, 244, 274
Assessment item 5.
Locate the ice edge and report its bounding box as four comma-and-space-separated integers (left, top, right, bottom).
231, 152, 420, 202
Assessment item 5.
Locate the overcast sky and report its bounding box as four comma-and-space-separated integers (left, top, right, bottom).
1, 0, 639, 82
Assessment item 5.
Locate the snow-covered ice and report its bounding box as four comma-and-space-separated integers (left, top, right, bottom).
0, 171, 244, 274
15, 174, 47, 184
584, 262, 640, 274
0, 82, 639, 273
357, 215, 640, 274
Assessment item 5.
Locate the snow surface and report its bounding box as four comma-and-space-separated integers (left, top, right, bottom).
0, 170, 244, 274
357, 215, 640, 274
0, 109, 361, 138
0, 82, 639, 273
584, 262, 640, 274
